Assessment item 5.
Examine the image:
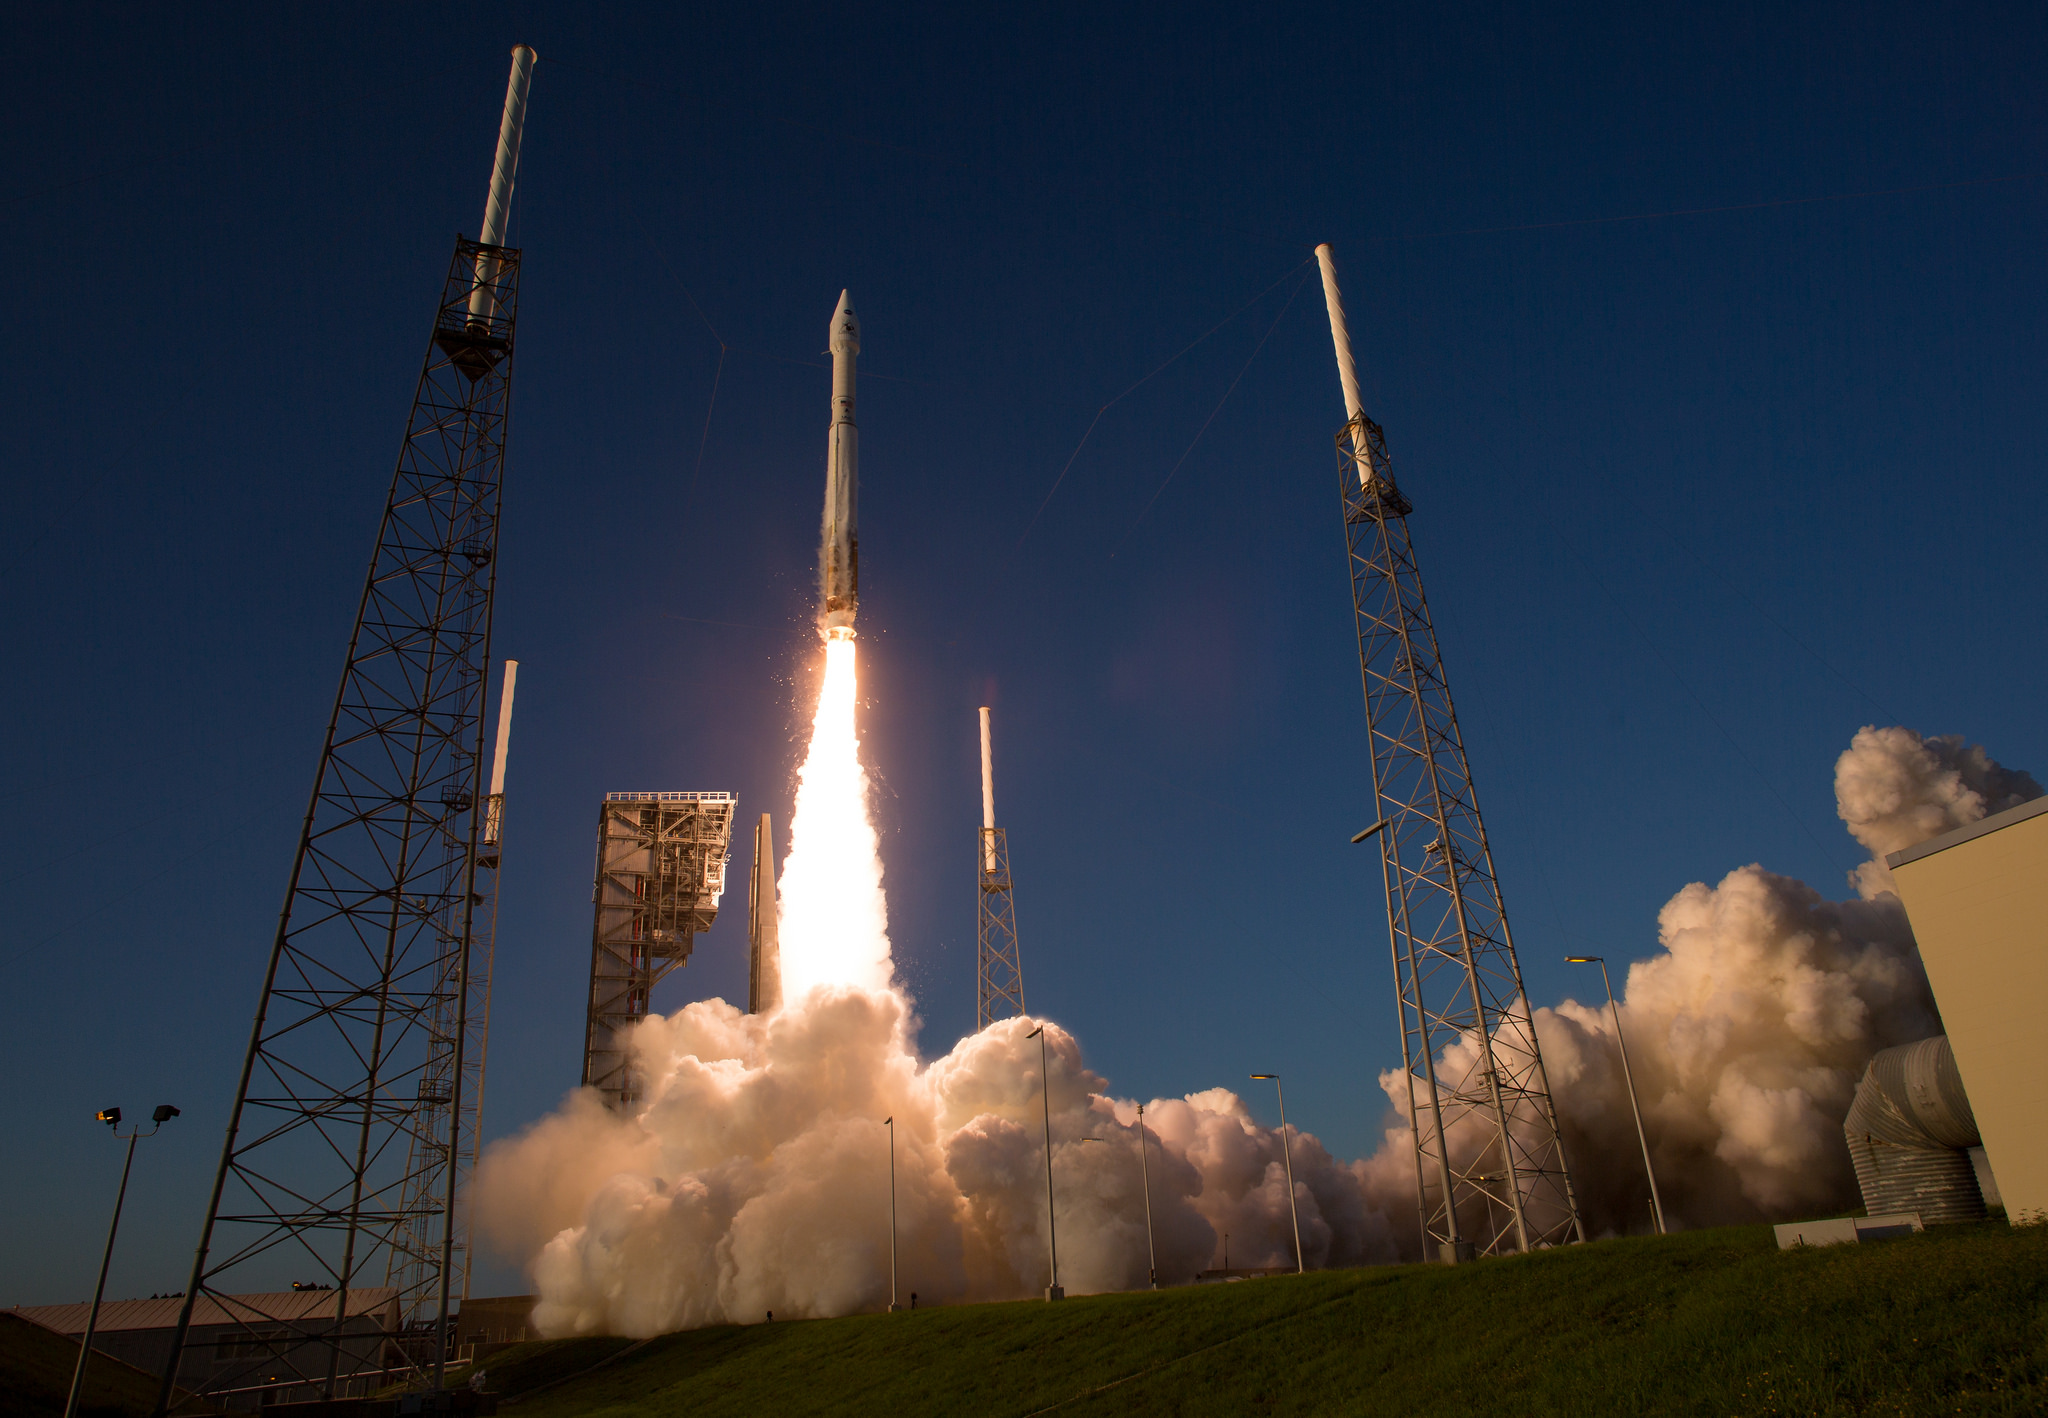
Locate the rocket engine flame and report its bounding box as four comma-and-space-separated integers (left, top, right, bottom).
776, 632, 892, 998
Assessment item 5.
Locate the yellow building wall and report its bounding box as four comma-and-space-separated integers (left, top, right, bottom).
1891, 807, 2048, 1225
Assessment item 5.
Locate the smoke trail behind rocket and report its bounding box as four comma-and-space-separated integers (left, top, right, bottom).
820, 291, 860, 639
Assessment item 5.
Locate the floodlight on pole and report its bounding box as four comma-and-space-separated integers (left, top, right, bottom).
1249, 1076, 1304, 1273
66, 1105, 178, 1418
1026, 1025, 1063, 1300
884, 1116, 901, 1311
1565, 956, 1666, 1235
1137, 1104, 1158, 1289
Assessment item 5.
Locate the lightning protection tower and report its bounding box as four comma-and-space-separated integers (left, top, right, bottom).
584, 792, 736, 1109
1315, 243, 1583, 1261
747, 812, 782, 1014
155, 49, 537, 1413
975, 707, 1025, 1028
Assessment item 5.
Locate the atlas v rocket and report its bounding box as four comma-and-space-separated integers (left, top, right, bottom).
819, 290, 861, 638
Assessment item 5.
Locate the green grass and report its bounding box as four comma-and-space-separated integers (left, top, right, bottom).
474, 1223, 2048, 1417
0, 1313, 172, 1418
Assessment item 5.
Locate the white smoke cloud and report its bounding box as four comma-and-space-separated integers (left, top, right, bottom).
476, 996, 1410, 1332
476, 726, 2037, 1327
1834, 725, 2041, 899
1526, 726, 2035, 1234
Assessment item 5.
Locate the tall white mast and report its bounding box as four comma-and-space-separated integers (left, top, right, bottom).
468, 44, 536, 327
979, 707, 997, 872
483, 659, 518, 847
1315, 243, 1371, 486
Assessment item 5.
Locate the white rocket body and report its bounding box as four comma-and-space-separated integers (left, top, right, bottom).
820, 291, 860, 637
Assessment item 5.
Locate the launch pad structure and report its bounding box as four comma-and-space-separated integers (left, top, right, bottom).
584, 791, 736, 1109
154, 49, 537, 1413
1316, 244, 1584, 1260
975, 707, 1026, 1028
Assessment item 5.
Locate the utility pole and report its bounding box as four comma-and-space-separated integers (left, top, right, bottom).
884, 1116, 901, 1311
1137, 1104, 1158, 1289
68, 1106, 178, 1418
1250, 1076, 1304, 1273
1567, 956, 1667, 1234
1027, 1026, 1063, 1300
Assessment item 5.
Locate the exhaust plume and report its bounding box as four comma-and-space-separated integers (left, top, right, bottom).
775, 635, 891, 998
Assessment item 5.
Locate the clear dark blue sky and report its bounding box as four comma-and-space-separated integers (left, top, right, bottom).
5, 2, 2043, 1304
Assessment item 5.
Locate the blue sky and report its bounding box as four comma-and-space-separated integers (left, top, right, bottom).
4, 1, 2043, 1305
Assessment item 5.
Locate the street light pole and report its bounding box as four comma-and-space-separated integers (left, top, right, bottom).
1026, 1025, 1063, 1300
1566, 956, 1666, 1235
1249, 1076, 1304, 1273
884, 1116, 901, 1311
67, 1105, 178, 1418
1136, 1104, 1157, 1289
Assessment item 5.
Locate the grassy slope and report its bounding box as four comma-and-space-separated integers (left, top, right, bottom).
483, 1223, 2048, 1417
0, 1313, 170, 1418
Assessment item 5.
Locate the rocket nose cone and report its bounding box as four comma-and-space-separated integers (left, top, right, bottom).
829, 289, 861, 354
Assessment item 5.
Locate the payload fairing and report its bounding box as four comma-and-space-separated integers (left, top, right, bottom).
819, 290, 861, 638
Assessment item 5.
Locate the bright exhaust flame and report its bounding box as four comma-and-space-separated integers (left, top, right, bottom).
776, 631, 893, 997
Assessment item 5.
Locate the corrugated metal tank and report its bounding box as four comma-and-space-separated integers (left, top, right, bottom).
1844, 1034, 1987, 1224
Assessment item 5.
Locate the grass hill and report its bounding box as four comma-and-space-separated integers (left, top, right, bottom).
476, 1222, 2048, 1416
9, 1223, 2040, 1416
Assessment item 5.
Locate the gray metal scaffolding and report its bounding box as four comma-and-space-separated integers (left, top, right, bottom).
583, 792, 735, 1109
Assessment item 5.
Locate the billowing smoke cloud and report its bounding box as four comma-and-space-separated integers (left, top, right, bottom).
1834, 726, 2040, 899
1526, 726, 2036, 1234
476, 726, 2035, 1328
476, 993, 1411, 1332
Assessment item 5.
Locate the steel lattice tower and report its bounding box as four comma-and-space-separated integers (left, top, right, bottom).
976, 707, 1025, 1027
1316, 245, 1583, 1261
154, 51, 535, 1413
